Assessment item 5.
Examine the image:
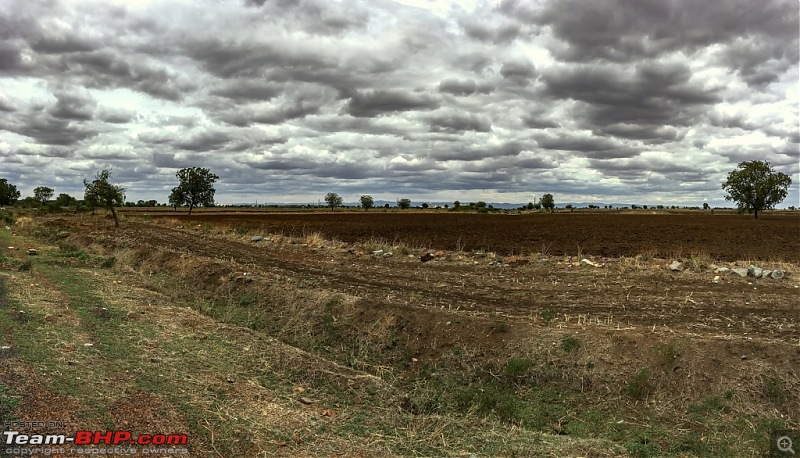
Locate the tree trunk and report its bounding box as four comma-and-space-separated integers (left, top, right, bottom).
188, 204, 193, 215
110, 206, 119, 227
754, 209, 759, 219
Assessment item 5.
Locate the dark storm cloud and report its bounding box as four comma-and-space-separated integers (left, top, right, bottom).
346, 90, 440, 118
49, 88, 96, 121
522, 115, 559, 129
97, 107, 136, 124
542, 62, 719, 130
428, 110, 491, 133
523, 0, 799, 63
499, 59, 536, 85
535, 133, 640, 159
173, 129, 233, 152
438, 78, 477, 96
459, 18, 521, 44
209, 80, 282, 102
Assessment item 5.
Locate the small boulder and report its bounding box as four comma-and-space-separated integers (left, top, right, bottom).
712, 276, 720, 284
762, 270, 772, 278
731, 268, 748, 277
770, 270, 785, 280
668, 261, 684, 272
747, 265, 763, 278
580, 258, 597, 267
715, 267, 731, 274
250, 236, 263, 242
26, 248, 38, 255
372, 250, 384, 256
420, 253, 434, 263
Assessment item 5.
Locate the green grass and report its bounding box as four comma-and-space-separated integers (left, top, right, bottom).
560, 335, 582, 352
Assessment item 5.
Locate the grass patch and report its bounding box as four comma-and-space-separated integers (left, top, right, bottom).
560, 335, 582, 352
626, 368, 652, 399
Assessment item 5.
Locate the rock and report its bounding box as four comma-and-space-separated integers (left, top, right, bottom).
383, 252, 392, 258
227, 377, 235, 383
740, 355, 747, 360
434, 250, 445, 258
668, 261, 684, 272
712, 276, 720, 284
0, 346, 10, 351
26, 248, 38, 255
299, 397, 315, 405
731, 268, 748, 277
747, 265, 763, 278
150, 357, 162, 363
507, 256, 529, 266
770, 270, 785, 280
715, 267, 731, 274
83, 343, 93, 348
420, 253, 434, 262
250, 236, 263, 242
762, 270, 772, 278
372, 250, 384, 256
580, 258, 597, 267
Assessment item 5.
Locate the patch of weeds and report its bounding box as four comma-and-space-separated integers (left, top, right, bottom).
539, 309, 556, 324
0, 383, 20, 421
237, 292, 258, 307
337, 411, 368, 437
505, 357, 532, 378
626, 432, 658, 458
688, 393, 731, 418
489, 321, 508, 333
17, 260, 32, 272
654, 342, 678, 367
764, 373, 787, 405
626, 368, 652, 399
560, 335, 581, 352
100, 257, 116, 268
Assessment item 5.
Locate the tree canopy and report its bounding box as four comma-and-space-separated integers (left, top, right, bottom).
0, 179, 20, 206
360, 195, 374, 211
33, 186, 54, 205
84, 170, 125, 227
397, 198, 411, 210
540, 194, 555, 212
170, 167, 219, 214
722, 160, 792, 219
325, 192, 343, 210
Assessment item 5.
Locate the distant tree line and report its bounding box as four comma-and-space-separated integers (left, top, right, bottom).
0, 161, 792, 226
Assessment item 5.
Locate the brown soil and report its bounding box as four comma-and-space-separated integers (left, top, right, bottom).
151, 211, 800, 261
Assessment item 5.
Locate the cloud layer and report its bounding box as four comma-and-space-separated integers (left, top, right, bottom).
1, 0, 797, 205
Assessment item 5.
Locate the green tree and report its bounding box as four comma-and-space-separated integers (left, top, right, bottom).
722, 160, 792, 219
33, 186, 54, 205
702, 202, 709, 210
397, 198, 411, 210
55, 193, 77, 208
171, 167, 219, 214
360, 195, 374, 211
84, 170, 125, 227
0, 179, 21, 206
325, 192, 343, 210
421, 202, 429, 209
453, 200, 461, 208
540, 193, 555, 212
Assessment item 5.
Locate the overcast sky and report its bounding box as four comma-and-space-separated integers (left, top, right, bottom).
1, 0, 798, 206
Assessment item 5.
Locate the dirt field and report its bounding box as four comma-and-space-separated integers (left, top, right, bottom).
1, 212, 799, 457
146, 211, 800, 261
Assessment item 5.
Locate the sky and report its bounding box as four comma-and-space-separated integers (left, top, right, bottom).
0, 0, 798, 207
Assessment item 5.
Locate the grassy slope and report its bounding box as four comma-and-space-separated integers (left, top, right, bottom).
0, 228, 626, 457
